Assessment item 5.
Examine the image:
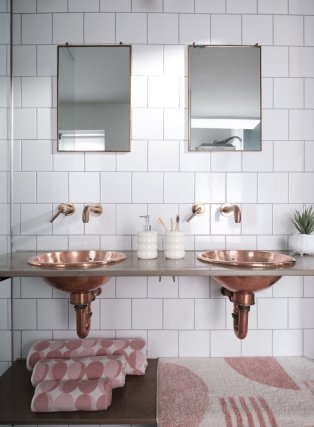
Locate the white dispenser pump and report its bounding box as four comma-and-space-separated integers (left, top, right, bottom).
137, 215, 158, 259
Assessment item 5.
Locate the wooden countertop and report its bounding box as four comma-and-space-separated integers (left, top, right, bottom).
0, 359, 157, 425
0, 251, 314, 279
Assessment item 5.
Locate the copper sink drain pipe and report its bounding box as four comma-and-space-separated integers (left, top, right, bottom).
69, 288, 102, 338
221, 288, 255, 340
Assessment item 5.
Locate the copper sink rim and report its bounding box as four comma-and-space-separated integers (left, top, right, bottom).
198, 250, 296, 269
27, 250, 127, 270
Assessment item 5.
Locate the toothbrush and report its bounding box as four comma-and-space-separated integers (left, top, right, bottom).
171, 218, 174, 231
158, 217, 168, 232
175, 215, 180, 231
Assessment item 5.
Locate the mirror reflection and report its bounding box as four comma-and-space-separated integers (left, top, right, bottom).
57, 45, 131, 152
189, 45, 261, 151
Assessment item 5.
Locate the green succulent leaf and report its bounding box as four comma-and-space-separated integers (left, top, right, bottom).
292, 206, 314, 234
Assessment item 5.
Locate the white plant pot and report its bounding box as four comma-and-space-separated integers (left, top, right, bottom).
289, 233, 314, 255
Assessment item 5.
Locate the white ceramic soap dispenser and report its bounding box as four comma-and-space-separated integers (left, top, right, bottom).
137, 215, 158, 259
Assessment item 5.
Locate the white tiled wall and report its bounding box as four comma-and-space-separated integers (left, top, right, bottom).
0, 0, 12, 374
8, 2, 314, 418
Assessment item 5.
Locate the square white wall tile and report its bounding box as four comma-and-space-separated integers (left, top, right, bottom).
289, 110, 314, 140
211, 152, 241, 172
258, 173, 288, 203
37, 235, 68, 251
241, 330, 273, 356
13, 0, 36, 13
258, 0, 288, 14
241, 204, 272, 235
195, 173, 225, 203
37, 0, 67, 12
195, 0, 225, 13
164, 109, 187, 140
13, 172, 36, 203
180, 142, 210, 171
179, 14, 211, 45
289, 173, 314, 203
242, 15, 272, 45
133, 299, 163, 329
132, 108, 163, 140
274, 78, 304, 109
13, 299, 36, 330
53, 152, 84, 172
179, 276, 210, 299
116, 203, 146, 235
211, 330, 241, 357
21, 204, 52, 235
84, 203, 116, 235
22, 13, 52, 44
13, 108, 36, 139
257, 235, 288, 250
84, 13, 115, 43
227, 0, 257, 13
273, 276, 303, 298
272, 203, 302, 235
305, 79, 314, 109
37, 45, 57, 76
37, 108, 56, 140
262, 47, 288, 77
304, 277, 314, 297
12, 45, 35, 76
132, 172, 163, 203
242, 141, 273, 172
262, 109, 288, 140
85, 152, 116, 172
148, 276, 179, 298
164, 45, 187, 77
52, 204, 84, 236
164, 0, 194, 13
148, 14, 178, 45
37, 299, 69, 329
148, 330, 178, 357
274, 141, 304, 172
227, 173, 257, 203
289, 0, 314, 14
116, 276, 147, 298
37, 171, 68, 203
195, 299, 226, 329
52, 13, 83, 44
164, 172, 194, 203
211, 15, 241, 44
22, 140, 52, 171
69, 172, 100, 203
100, 299, 131, 329
68, 0, 99, 11
262, 78, 273, 109
274, 15, 303, 46
132, 45, 163, 76
148, 141, 179, 171
164, 299, 194, 329
179, 331, 210, 357
257, 298, 288, 329
131, 76, 147, 108
116, 13, 147, 44
305, 16, 314, 46
101, 172, 131, 203
148, 76, 179, 108
100, 0, 131, 12
290, 47, 314, 77
225, 235, 257, 250
289, 298, 314, 329
133, 0, 162, 12
304, 329, 314, 358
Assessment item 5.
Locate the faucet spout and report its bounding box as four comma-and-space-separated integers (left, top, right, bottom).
82, 204, 103, 223
220, 203, 241, 223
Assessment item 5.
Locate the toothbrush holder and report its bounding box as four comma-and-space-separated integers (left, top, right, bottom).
164, 231, 185, 259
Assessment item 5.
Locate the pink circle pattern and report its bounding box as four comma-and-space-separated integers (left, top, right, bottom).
31, 378, 112, 412
27, 338, 148, 375
31, 355, 127, 389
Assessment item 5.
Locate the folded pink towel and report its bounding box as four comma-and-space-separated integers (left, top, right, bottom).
31, 355, 126, 388
31, 378, 112, 412
27, 338, 147, 375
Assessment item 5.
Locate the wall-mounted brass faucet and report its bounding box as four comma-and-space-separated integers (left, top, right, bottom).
220, 204, 241, 223
82, 204, 103, 223
50, 203, 75, 223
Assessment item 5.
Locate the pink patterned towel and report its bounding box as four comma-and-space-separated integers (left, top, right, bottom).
31, 377, 112, 412
26, 338, 148, 375
31, 355, 126, 388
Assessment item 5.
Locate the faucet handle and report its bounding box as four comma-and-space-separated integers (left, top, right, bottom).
186, 203, 205, 222
50, 203, 75, 223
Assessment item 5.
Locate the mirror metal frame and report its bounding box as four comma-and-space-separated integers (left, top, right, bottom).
57, 44, 132, 153
188, 44, 262, 152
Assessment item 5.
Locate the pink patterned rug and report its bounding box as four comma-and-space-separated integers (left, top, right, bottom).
157, 357, 314, 427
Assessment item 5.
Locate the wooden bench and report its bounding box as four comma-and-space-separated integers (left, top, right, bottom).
0, 359, 157, 425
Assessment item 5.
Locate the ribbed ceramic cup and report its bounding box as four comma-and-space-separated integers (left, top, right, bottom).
164, 231, 185, 259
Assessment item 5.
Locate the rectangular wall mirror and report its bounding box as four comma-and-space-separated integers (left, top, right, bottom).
189, 45, 261, 152
57, 45, 131, 152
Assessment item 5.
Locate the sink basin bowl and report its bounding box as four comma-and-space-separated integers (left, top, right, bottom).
27, 250, 127, 292
198, 250, 295, 292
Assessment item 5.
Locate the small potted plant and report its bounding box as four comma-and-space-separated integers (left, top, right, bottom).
289, 206, 314, 255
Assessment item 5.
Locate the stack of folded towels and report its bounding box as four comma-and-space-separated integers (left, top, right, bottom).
26, 338, 148, 412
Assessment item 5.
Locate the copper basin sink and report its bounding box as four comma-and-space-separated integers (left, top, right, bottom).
198, 250, 296, 292
27, 250, 127, 292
